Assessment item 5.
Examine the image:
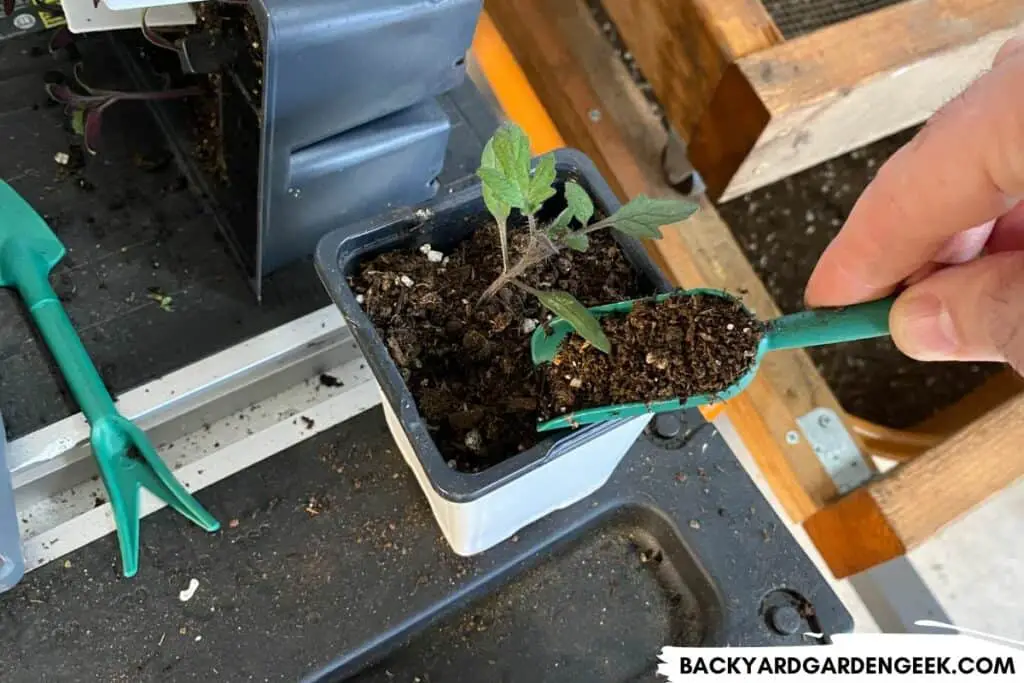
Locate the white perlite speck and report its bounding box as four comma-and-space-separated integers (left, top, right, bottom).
179, 578, 200, 602
355, 294, 365, 304
427, 250, 444, 263
54, 152, 70, 166
464, 429, 483, 452
399, 275, 414, 288
521, 318, 538, 334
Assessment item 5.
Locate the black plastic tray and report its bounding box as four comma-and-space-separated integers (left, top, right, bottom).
304, 410, 851, 681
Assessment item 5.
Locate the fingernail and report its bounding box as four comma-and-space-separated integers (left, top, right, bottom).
892, 294, 959, 359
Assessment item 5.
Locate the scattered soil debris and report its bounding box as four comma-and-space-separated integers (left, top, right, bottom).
146, 287, 174, 312
318, 373, 343, 388
300, 416, 315, 430
304, 495, 326, 517
540, 294, 764, 418
352, 223, 644, 472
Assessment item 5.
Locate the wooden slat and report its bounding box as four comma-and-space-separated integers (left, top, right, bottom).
806, 392, 1024, 579
697, 0, 1024, 200
485, 0, 876, 522
600, 0, 782, 138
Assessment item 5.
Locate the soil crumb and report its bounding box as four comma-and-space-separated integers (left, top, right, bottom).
351, 222, 644, 471
541, 295, 764, 418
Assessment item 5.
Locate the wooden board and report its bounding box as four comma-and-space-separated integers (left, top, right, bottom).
599, 0, 782, 137
806, 391, 1024, 578
705, 0, 1024, 200
597, 0, 1024, 202
484, 0, 877, 522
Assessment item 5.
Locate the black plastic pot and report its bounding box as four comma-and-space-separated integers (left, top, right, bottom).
315, 149, 673, 555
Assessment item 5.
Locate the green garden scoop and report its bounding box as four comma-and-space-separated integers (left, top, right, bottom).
531, 288, 894, 432
0, 181, 219, 577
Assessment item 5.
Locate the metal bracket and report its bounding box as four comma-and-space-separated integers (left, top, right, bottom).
796, 407, 872, 494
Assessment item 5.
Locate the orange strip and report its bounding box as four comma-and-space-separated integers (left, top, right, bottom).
471, 12, 565, 155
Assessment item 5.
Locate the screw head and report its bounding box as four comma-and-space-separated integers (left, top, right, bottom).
588, 108, 602, 122
767, 605, 803, 636
785, 430, 800, 444
653, 413, 682, 439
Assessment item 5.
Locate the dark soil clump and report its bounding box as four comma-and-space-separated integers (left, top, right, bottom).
541, 295, 764, 419
351, 224, 644, 472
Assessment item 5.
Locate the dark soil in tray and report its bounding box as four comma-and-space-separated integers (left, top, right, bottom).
354, 523, 703, 681
541, 294, 764, 419
351, 223, 645, 471
718, 129, 1003, 428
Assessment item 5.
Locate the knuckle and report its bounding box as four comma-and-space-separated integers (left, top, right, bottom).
982, 254, 1024, 373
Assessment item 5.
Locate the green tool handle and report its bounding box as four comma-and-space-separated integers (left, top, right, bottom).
5, 243, 117, 423
763, 297, 895, 353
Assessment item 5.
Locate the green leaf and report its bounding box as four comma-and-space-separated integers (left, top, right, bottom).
480, 138, 512, 221
550, 208, 572, 230
71, 108, 86, 136
563, 232, 590, 252
477, 166, 524, 209
535, 290, 610, 354
526, 153, 557, 212
608, 195, 699, 240
490, 122, 532, 202
564, 181, 594, 225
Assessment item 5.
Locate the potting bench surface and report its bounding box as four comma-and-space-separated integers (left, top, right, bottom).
0, 25, 857, 680
0, 409, 850, 681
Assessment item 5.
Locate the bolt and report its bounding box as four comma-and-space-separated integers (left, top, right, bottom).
818, 414, 832, 428
588, 108, 602, 122
786, 430, 800, 444
767, 604, 803, 636
653, 413, 682, 439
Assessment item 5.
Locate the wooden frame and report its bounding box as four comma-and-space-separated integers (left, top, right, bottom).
600, 0, 1024, 202
479, 0, 1024, 580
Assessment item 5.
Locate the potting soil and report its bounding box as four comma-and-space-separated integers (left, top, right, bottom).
540, 294, 765, 419
351, 224, 645, 471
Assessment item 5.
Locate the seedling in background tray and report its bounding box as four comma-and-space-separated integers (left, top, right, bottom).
45, 62, 203, 155
476, 123, 697, 352
142, 6, 243, 75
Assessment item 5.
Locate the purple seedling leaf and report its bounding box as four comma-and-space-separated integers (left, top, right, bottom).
3, 0, 13, 17
48, 27, 75, 55
82, 106, 107, 156
141, 8, 181, 55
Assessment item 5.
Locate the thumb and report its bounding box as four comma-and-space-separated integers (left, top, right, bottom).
889, 252, 1024, 374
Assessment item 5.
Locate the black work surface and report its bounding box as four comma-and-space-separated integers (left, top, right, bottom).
0, 31, 494, 439
0, 408, 851, 682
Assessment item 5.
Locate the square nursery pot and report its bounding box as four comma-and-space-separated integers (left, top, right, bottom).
315, 149, 674, 556
117, 0, 482, 297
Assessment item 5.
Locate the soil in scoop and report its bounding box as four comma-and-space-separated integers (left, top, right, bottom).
541, 295, 765, 419
351, 223, 645, 472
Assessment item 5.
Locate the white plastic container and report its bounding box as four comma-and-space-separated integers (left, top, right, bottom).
381, 392, 651, 555
315, 150, 672, 558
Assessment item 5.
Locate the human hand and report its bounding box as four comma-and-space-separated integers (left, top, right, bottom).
805, 35, 1024, 374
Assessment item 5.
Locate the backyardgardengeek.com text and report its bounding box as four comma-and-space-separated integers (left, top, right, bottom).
675, 655, 1016, 676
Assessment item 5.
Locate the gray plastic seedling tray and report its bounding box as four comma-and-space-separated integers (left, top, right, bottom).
115, 0, 482, 297
316, 149, 674, 556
